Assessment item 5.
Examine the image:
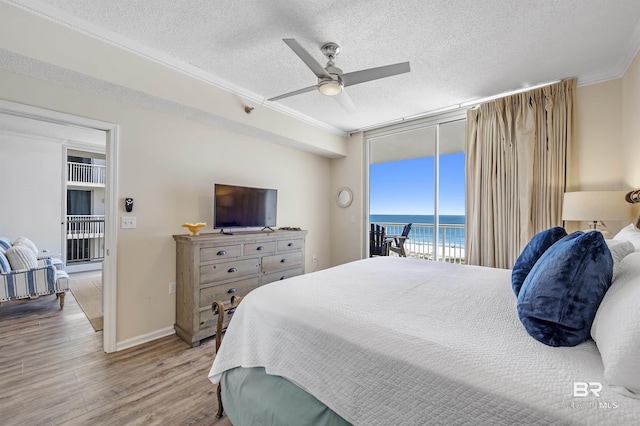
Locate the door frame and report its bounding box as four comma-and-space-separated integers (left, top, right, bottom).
0, 99, 119, 353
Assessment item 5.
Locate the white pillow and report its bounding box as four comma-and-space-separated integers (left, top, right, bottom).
13, 236, 38, 255
5, 245, 38, 271
613, 223, 640, 251
605, 239, 635, 281
591, 251, 640, 398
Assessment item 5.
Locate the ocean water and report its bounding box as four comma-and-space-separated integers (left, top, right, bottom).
370, 214, 465, 225
370, 214, 466, 247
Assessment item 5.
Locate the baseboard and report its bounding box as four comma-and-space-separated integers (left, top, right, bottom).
115, 326, 175, 351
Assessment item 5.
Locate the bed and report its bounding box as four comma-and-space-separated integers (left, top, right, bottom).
208, 229, 640, 425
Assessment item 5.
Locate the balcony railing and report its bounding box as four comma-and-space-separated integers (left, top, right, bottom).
372, 222, 466, 264
67, 161, 106, 186
66, 215, 105, 264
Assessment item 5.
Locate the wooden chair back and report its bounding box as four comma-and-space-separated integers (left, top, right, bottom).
212, 295, 242, 419
212, 295, 242, 352
389, 223, 412, 257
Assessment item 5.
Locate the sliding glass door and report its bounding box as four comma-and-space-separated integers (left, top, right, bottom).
366, 112, 466, 262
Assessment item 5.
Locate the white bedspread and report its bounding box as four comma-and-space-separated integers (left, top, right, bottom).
208, 257, 640, 425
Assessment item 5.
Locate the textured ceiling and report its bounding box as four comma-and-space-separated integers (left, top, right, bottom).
7, 0, 640, 134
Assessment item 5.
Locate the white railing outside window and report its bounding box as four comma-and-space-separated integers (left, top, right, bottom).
66, 215, 105, 263
67, 162, 106, 186
372, 222, 466, 264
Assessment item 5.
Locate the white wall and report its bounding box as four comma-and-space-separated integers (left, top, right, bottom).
113, 101, 331, 341
0, 131, 63, 254
570, 79, 624, 191
330, 132, 365, 266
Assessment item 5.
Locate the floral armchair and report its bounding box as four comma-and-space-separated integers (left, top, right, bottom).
0, 236, 70, 308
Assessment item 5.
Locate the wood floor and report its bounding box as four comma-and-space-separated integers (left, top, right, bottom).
0, 290, 232, 425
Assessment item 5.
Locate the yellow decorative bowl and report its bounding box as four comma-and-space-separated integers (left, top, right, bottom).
182, 222, 207, 236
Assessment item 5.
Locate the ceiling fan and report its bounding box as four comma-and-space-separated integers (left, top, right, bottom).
267, 38, 411, 112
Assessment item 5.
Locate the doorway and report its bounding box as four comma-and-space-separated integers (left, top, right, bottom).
0, 99, 119, 352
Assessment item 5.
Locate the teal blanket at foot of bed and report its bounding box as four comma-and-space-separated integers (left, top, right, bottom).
221, 367, 351, 426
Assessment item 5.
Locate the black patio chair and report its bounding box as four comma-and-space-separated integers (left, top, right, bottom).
369, 223, 390, 257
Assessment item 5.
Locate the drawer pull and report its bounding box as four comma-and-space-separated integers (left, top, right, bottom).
256, 246, 264, 251
280, 258, 287, 263
227, 288, 237, 294
228, 267, 237, 273
217, 250, 227, 256
287, 242, 294, 247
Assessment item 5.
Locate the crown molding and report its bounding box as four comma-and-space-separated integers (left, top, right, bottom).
6, 0, 347, 138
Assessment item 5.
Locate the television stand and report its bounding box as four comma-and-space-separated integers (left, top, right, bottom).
173, 229, 307, 346
261, 226, 274, 232
219, 229, 234, 235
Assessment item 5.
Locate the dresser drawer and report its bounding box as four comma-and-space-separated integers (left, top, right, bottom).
262, 251, 303, 273
277, 238, 305, 252
262, 267, 303, 285
200, 258, 260, 283
244, 241, 276, 255
201, 244, 242, 262
199, 277, 259, 308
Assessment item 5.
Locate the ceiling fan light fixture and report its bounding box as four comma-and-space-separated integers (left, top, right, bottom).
318, 79, 343, 96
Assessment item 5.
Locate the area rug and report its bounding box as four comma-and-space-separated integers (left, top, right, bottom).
69, 273, 103, 332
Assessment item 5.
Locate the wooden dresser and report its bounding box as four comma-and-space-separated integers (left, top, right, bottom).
173, 230, 307, 346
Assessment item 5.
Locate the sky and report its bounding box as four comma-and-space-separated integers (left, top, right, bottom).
370, 152, 465, 216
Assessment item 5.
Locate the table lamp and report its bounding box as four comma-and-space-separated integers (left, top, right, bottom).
562, 191, 635, 236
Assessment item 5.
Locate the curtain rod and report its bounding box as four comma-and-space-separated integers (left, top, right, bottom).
349, 78, 570, 135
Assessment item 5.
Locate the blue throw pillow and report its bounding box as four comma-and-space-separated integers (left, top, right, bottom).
0, 237, 11, 251
511, 226, 567, 296
0, 251, 11, 273
517, 231, 613, 347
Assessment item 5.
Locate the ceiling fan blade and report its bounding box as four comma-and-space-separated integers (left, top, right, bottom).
333, 90, 356, 114
268, 85, 317, 102
283, 38, 330, 79
342, 62, 411, 87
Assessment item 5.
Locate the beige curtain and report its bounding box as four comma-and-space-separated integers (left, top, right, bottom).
465, 79, 576, 268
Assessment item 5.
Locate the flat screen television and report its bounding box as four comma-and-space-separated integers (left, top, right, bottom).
213, 184, 277, 232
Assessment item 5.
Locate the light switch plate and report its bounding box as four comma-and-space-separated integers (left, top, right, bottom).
121, 216, 137, 229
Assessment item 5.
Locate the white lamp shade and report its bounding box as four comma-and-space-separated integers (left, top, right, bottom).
562, 191, 635, 222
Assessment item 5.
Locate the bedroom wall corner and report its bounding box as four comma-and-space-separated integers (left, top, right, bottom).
330, 132, 365, 267
570, 79, 623, 192
622, 49, 640, 188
